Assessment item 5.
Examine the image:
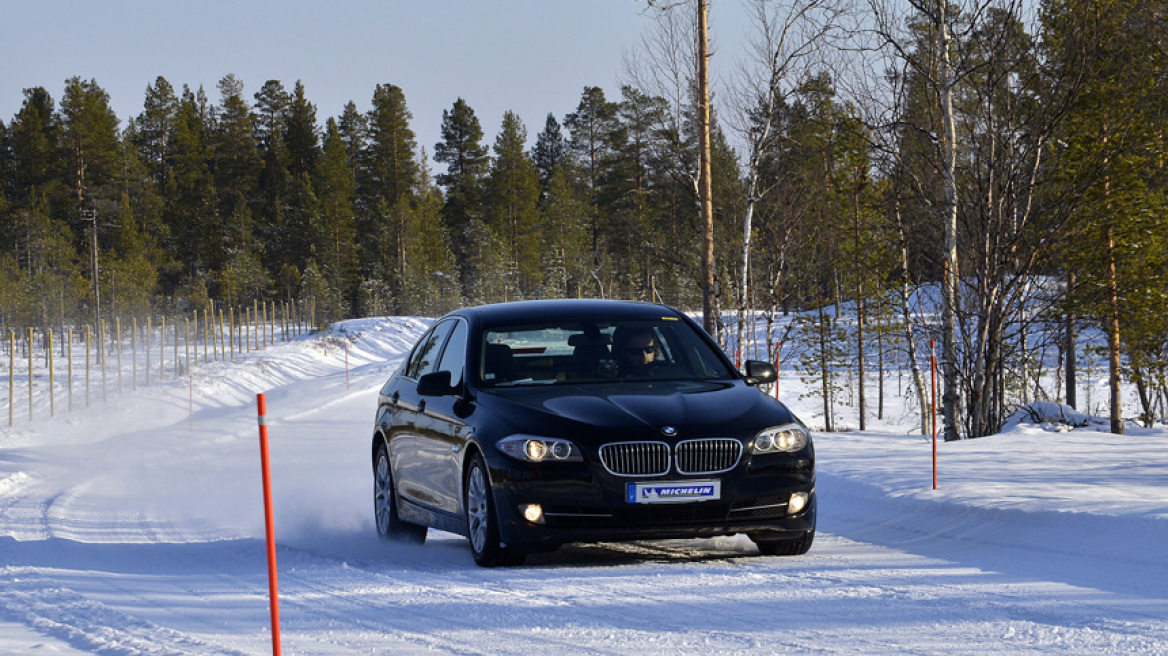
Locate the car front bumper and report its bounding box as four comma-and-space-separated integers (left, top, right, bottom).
488, 455, 816, 552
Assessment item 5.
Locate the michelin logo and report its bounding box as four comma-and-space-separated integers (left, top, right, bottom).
644, 486, 713, 498
628, 481, 721, 503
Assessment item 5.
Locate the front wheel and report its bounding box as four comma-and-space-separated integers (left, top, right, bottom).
751, 530, 815, 556
374, 443, 427, 544
464, 453, 526, 567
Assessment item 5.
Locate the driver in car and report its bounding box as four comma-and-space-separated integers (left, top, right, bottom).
617, 328, 659, 376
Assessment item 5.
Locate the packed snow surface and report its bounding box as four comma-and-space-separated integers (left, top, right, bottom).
2, 316, 1166, 654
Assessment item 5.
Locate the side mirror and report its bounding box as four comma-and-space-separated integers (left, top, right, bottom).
743, 360, 777, 386
417, 370, 456, 396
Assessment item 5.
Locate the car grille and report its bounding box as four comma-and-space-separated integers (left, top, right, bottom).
675, 438, 742, 475
599, 441, 670, 476
598, 439, 743, 476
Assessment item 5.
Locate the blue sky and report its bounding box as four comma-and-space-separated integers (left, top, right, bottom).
2, 1, 752, 160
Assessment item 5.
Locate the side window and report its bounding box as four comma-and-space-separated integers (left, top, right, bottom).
436, 320, 468, 388
406, 321, 455, 379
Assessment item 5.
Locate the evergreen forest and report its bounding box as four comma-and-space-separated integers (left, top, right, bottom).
2, 0, 1166, 435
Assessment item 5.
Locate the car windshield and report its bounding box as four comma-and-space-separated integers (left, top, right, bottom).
479, 317, 735, 387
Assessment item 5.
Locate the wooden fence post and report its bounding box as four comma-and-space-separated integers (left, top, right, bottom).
27, 328, 33, 421
67, 328, 73, 412
146, 316, 152, 386
116, 317, 123, 394
8, 330, 14, 426
100, 320, 107, 402
203, 308, 210, 365
132, 317, 138, 390
86, 325, 92, 407
48, 330, 55, 417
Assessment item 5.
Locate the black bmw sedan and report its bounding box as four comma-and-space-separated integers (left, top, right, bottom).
371, 299, 815, 566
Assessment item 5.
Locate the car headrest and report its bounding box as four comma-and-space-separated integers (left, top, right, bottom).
568, 333, 612, 347
483, 343, 514, 381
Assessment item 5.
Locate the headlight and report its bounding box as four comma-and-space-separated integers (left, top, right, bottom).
496, 435, 583, 462
752, 423, 808, 454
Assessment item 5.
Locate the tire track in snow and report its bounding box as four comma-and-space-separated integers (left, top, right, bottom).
0, 572, 252, 656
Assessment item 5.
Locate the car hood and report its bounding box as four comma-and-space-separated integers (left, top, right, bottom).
477, 380, 796, 441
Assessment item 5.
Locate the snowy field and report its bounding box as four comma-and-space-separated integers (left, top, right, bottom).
2, 315, 1167, 654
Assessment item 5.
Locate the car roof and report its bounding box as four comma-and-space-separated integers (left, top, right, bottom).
449, 299, 684, 326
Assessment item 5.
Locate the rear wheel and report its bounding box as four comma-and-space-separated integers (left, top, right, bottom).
465, 453, 526, 567
374, 443, 427, 544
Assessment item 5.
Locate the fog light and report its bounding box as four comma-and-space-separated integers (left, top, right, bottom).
521, 503, 545, 524
787, 492, 809, 515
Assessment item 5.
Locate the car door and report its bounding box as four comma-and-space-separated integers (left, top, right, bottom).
393, 320, 456, 507
413, 318, 471, 515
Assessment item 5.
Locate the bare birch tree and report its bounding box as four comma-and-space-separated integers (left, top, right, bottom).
728, 0, 848, 369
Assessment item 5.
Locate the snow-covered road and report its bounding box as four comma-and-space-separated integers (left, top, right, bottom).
2, 317, 1166, 654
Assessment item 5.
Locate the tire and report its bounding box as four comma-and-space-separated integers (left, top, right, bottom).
374, 443, 427, 544
752, 529, 815, 556
464, 453, 526, 567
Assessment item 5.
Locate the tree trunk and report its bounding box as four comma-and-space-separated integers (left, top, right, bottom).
896, 203, 930, 436
737, 198, 756, 369
938, 1, 961, 441
854, 190, 866, 431
877, 327, 885, 421
1064, 271, 1077, 408
697, 0, 716, 337
818, 303, 834, 432
1105, 229, 1124, 434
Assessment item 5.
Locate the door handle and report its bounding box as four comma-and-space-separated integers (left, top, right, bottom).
418, 398, 426, 412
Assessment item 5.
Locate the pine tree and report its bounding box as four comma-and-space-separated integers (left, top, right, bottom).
253, 80, 289, 150
8, 88, 64, 208
337, 100, 368, 175
434, 98, 490, 295
135, 77, 179, 192
400, 184, 459, 315
1044, 0, 1168, 432
284, 80, 320, 178
364, 84, 419, 209
605, 85, 671, 299
59, 77, 122, 325
316, 118, 360, 313
488, 111, 543, 298
166, 86, 219, 278
540, 164, 590, 298
359, 84, 420, 307
103, 192, 159, 319
60, 77, 121, 210
253, 81, 292, 269
532, 113, 565, 194
565, 87, 618, 278
211, 74, 261, 228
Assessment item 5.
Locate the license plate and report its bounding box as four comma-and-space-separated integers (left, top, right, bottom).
627, 480, 721, 504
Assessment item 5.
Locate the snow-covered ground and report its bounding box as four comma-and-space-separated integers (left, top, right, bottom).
2, 315, 1166, 654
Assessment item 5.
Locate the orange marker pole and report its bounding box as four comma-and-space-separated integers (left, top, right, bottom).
256, 394, 282, 655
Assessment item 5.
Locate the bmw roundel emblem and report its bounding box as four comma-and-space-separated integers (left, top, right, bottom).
661, 426, 677, 437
